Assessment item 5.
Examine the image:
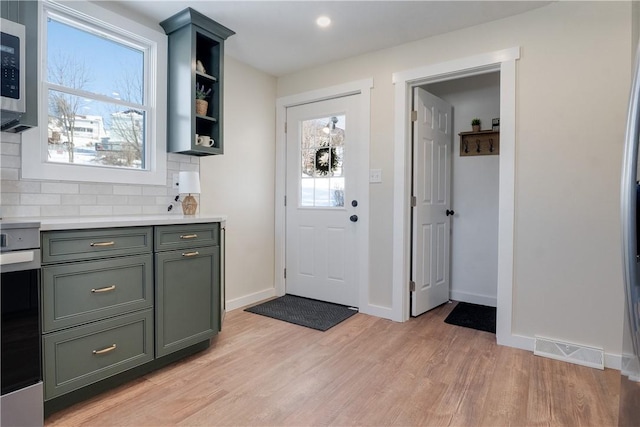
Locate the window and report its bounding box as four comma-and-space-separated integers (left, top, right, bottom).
22, 1, 167, 185
300, 115, 346, 207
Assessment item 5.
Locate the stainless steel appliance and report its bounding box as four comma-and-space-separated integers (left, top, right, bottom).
0, 17, 26, 131
0, 221, 43, 427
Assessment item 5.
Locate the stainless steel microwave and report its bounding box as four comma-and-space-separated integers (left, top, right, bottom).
1, 18, 26, 115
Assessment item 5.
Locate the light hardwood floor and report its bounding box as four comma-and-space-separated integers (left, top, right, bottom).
46, 302, 620, 426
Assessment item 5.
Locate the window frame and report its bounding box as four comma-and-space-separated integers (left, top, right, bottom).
22, 0, 167, 185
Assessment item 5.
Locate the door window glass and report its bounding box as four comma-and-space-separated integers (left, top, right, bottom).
300, 115, 345, 207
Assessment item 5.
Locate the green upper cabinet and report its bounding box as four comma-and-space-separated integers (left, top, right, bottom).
160, 8, 235, 156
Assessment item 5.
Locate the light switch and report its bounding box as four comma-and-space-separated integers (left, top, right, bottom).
369, 169, 382, 183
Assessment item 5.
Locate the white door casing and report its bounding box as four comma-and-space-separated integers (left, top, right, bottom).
285, 95, 363, 307
392, 48, 523, 350
411, 88, 452, 316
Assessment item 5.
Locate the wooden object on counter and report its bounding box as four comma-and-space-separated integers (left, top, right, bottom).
459, 130, 500, 156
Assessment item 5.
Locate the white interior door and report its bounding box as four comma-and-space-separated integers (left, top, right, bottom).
285, 95, 363, 307
411, 87, 453, 316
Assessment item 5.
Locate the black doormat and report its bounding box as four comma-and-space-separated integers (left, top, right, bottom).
245, 294, 358, 331
444, 301, 496, 334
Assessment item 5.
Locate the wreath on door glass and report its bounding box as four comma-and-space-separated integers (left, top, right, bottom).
315, 147, 339, 176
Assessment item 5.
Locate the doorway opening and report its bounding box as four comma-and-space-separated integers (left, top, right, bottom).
392, 47, 526, 350
410, 72, 501, 317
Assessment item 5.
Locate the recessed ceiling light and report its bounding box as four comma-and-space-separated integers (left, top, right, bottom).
316, 16, 331, 28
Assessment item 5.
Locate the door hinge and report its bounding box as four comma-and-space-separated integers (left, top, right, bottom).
409, 281, 416, 292
284, 122, 287, 133
284, 195, 287, 206
284, 268, 287, 279
411, 196, 417, 207
411, 110, 418, 122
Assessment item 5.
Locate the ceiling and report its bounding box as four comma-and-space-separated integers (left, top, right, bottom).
104, 1, 551, 77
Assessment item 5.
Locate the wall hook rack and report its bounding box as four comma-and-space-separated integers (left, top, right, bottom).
458, 130, 500, 157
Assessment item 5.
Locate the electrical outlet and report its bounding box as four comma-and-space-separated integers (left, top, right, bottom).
172, 173, 179, 189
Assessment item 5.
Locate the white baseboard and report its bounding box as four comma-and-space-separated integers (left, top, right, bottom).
450, 290, 497, 307
359, 303, 394, 320
498, 333, 621, 371
498, 333, 535, 351
226, 287, 276, 311
604, 352, 622, 370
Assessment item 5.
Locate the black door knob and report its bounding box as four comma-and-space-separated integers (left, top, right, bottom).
446, 209, 455, 216
350, 215, 358, 222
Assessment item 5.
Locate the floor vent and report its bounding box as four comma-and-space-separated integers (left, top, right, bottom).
534, 336, 604, 370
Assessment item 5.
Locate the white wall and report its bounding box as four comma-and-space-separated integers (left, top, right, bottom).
426, 72, 500, 307
200, 56, 277, 308
277, 2, 631, 355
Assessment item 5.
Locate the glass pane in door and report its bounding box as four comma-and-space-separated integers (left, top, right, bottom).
300, 115, 346, 207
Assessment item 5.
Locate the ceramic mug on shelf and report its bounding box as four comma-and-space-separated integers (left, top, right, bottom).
196, 135, 214, 147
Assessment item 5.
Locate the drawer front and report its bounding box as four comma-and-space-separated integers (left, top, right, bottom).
154, 223, 219, 251
42, 254, 153, 332
43, 309, 153, 400
42, 227, 152, 263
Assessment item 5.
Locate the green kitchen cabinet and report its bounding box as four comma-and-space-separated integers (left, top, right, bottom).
154, 224, 220, 357
41, 221, 224, 413
160, 8, 234, 156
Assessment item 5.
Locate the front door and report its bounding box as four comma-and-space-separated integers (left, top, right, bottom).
285, 95, 363, 307
411, 87, 453, 316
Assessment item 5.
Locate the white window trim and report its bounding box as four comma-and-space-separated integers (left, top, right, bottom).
22, 0, 167, 185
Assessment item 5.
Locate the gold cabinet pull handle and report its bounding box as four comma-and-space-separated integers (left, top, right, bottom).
90, 241, 115, 247
180, 234, 198, 239
182, 251, 199, 257
92, 344, 116, 355
91, 285, 116, 293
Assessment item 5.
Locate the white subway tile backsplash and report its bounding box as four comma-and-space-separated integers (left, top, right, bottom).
80, 205, 113, 216
1, 205, 41, 217
44, 205, 81, 217
1, 135, 199, 217
61, 194, 97, 205
41, 182, 79, 194
1, 168, 19, 181
1, 155, 21, 169
79, 183, 113, 195
1, 193, 19, 205
21, 193, 60, 205
181, 163, 199, 172
167, 153, 186, 163
113, 205, 143, 215
2, 180, 41, 193
96, 195, 128, 205
142, 204, 169, 215
142, 186, 168, 196
136, 196, 159, 206
113, 185, 142, 196
1, 142, 20, 156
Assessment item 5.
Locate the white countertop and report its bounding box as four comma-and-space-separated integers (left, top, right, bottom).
2, 214, 227, 231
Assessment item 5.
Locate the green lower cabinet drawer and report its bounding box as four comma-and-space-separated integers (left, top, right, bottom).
43, 309, 153, 400
42, 254, 153, 332
42, 227, 152, 263
154, 223, 219, 251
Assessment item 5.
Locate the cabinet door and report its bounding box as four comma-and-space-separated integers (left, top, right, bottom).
155, 245, 220, 357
